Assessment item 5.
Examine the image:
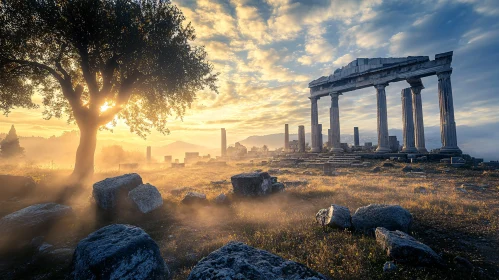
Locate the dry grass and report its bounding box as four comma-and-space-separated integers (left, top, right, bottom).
1, 161, 498, 279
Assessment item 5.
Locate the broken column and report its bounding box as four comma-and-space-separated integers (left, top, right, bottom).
354, 127, 359, 147
401, 88, 418, 153
437, 68, 461, 154
164, 155, 172, 163
221, 128, 227, 157
284, 124, 289, 152
146, 146, 151, 162
298, 125, 305, 153
375, 84, 391, 153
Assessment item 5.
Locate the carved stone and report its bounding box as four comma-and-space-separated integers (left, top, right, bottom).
375, 84, 390, 153
437, 70, 461, 154
330, 93, 343, 153
409, 81, 427, 153
401, 88, 418, 153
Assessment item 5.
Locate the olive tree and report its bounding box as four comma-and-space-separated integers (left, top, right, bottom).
0, 0, 217, 180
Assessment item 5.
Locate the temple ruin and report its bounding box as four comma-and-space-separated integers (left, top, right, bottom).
308, 51, 461, 154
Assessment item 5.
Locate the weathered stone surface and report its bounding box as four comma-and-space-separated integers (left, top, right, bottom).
375, 227, 443, 266
0, 203, 72, 250
0, 203, 72, 235
71, 224, 169, 280
187, 241, 328, 280
371, 166, 381, 173
315, 204, 351, 229
271, 182, 285, 193
231, 172, 274, 197
402, 165, 412, 172
92, 173, 143, 210
182, 191, 208, 204
352, 204, 412, 234
213, 193, 229, 205
0, 175, 36, 199
382, 162, 395, 167
383, 261, 398, 273
128, 183, 163, 214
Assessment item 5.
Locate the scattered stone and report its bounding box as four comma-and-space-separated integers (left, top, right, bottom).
182, 192, 208, 204
315, 204, 351, 229
71, 224, 169, 280
382, 162, 395, 167
213, 193, 229, 205
0, 175, 36, 199
375, 227, 443, 266
455, 187, 467, 193
412, 167, 424, 172
187, 241, 328, 280
352, 204, 412, 234
271, 182, 285, 193
92, 173, 143, 210
454, 256, 474, 273
402, 165, 412, 172
371, 166, 381, 173
128, 183, 163, 214
0, 203, 73, 249
231, 172, 274, 197
383, 261, 398, 273
170, 186, 197, 196
413, 186, 428, 194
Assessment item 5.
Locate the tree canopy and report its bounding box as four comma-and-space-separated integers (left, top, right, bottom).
0, 0, 218, 137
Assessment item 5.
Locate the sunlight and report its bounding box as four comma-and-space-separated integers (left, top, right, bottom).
100, 102, 110, 112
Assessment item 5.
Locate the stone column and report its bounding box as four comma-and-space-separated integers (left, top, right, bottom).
375, 84, 391, 153
284, 124, 289, 152
328, 129, 332, 147
401, 88, 418, 153
354, 127, 359, 147
221, 128, 227, 157
330, 93, 343, 153
298, 125, 305, 153
437, 70, 461, 154
317, 124, 323, 152
410, 84, 427, 153
310, 96, 320, 152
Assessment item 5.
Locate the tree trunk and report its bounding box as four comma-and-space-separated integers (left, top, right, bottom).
71, 122, 98, 182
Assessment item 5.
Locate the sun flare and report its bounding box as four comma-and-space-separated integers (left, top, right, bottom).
100, 102, 110, 112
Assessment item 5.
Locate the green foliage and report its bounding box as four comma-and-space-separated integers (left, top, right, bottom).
0, 125, 24, 157
0, 0, 218, 137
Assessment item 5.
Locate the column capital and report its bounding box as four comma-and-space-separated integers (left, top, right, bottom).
407, 77, 424, 89
437, 70, 452, 80
329, 92, 342, 99
374, 83, 389, 90
308, 95, 320, 101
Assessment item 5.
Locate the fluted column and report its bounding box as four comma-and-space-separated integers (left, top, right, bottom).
298, 125, 305, 153
330, 92, 343, 153
375, 84, 391, 153
410, 84, 427, 153
437, 70, 461, 154
310, 96, 320, 152
401, 88, 418, 153
284, 124, 289, 152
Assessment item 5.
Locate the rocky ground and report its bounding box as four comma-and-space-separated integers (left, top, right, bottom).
0, 161, 498, 279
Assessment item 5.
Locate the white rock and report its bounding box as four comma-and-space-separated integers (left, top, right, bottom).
128, 183, 163, 214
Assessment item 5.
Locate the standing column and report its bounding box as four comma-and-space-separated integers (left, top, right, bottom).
298, 125, 306, 153
375, 84, 391, 153
437, 70, 461, 154
284, 124, 289, 152
401, 88, 418, 153
328, 129, 332, 147
354, 127, 359, 147
310, 96, 320, 152
410, 83, 427, 153
221, 128, 227, 157
330, 93, 343, 153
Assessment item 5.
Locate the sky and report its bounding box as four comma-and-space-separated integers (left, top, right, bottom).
1, 0, 499, 155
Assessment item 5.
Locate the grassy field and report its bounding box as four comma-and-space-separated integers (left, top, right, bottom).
0, 161, 498, 279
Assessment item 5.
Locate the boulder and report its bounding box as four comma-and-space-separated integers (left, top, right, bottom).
187, 241, 328, 280
402, 165, 412, 172
0, 203, 72, 249
371, 166, 381, 173
128, 183, 163, 214
382, 162, 395, 167
230, 172, 274, 197
351, 204, 412, 234
213, 193, 229, 205
375, 227, 443, 266
92, 173, 143, 210
0, 175, 36, 199
315, 204, 351, 229
271, 182, 285, 193
181, 191, 208, 204
383, 261, 398, 273
71, 224, 169, 280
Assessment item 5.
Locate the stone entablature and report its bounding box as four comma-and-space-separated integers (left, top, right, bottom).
309, 52, 452, 98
